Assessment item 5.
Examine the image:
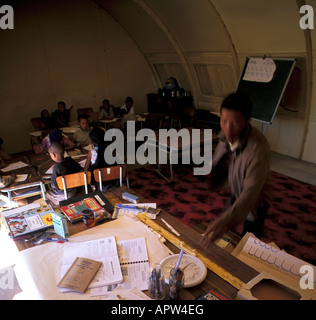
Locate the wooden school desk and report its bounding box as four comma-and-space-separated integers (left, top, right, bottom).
12, 186, 259, 300
28, 148, 88, 176
145, 128, 218, 182
99, 114, 147, 130
108, 187, 258, 300
0, 155, 46, 205
28, 123, 80, 140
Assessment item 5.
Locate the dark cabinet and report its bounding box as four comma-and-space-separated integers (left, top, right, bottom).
147, 93, 193, 114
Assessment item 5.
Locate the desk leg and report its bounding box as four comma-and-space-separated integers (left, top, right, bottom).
169, 149, 174, 181
6, 190, 13, 208
144, 142, 174, 183
155, 148, 174, 183
40, 181, 46, 201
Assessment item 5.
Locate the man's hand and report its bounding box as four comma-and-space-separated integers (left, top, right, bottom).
200, 216, 230, 247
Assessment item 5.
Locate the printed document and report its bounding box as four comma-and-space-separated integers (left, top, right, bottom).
59, 236, 123, 292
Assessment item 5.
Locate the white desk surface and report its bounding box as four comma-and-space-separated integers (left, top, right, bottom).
14, 216, 172, 300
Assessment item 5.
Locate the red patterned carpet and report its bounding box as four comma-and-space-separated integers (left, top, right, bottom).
128, 164, 316, 266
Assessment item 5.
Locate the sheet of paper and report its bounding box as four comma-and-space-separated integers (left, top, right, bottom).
117, 237, 150, 290
113, 203, 158, 219
57, 257, 102, 293
90, 237, 150, 296
59, 236, 123, 293
15, 174, 28, 182
120, 203, 157, 208
67, 149, 84, 159
243, 58, 276, 82
45, 165, 55, 174
29, 131, 42, 137
79, 159, 86, 168
233, 235, 316, 291
1, 161, 29, 172
83, 144, 94, 151
102, 286, 152, 300
100, 118, 119, 124
61, 126, 79, 133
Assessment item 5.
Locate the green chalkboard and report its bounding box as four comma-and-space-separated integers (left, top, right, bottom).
236, 57, 296, 124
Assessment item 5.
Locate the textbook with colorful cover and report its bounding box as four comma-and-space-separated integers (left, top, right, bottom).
2, 202, 54, 238
59, 191, 113, 223
196, 289, 229, 300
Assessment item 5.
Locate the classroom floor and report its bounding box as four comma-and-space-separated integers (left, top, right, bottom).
270, 151, 316, 186
125, 150, 316, 186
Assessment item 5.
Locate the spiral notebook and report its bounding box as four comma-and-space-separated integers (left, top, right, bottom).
90, 237, 150, 296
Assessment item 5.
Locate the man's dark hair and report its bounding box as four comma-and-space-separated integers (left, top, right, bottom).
78, 113, 89, 122
125, 96, 133, 104
89, 126, 104, 145
49, 129, 62, 143
220, 92, 253, 120
57, 101, 66, 108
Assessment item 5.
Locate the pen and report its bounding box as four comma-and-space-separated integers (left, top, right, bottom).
174, 249, 184, 274
14, 235, 32, 241
116, 204, 140, 210
161, 218, 180, 237
31, 231, 47, 245
45, 237, 68, 242
44, 238, 68, 244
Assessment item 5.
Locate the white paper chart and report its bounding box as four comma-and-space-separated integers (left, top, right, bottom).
243, 58, 276, 83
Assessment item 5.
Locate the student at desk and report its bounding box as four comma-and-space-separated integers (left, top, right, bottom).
98, 99, 114, 120
84, 127, 108, 172
201, 92, 273, 245
41, 128, 75, 153
120, 96, 136, 123
74, 114, 92, 147
45, 142, 82, 205
52, 101, 71, 128
40, 109, 55, 130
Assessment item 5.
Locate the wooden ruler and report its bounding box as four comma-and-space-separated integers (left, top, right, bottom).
137, 213, 245, 290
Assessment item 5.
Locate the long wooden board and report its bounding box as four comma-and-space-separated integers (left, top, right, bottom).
137, 213, 246, 290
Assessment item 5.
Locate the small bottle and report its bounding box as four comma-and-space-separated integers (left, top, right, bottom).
148, 263, 165, 300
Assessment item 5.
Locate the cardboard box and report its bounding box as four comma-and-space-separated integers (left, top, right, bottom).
52, 211, 69, 238
122, 192, 139, 204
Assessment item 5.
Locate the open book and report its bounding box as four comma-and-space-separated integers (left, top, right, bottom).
59, 236, 123, 293
90, 237, 150, 296
1, 202, 54, 238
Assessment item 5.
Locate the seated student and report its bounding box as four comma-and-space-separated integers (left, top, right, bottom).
74, 114, 92, 147
40, 109, 55, 130
52, 101, 71, 128
98, 99, 114, 120
120, 96, 136, 123
84, 127, 117, 191
45, 142, 82, 205
84, 127, 108, 172
41, 128, 75, 153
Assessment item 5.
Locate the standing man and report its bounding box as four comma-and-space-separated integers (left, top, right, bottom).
201, 92, 273, 244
